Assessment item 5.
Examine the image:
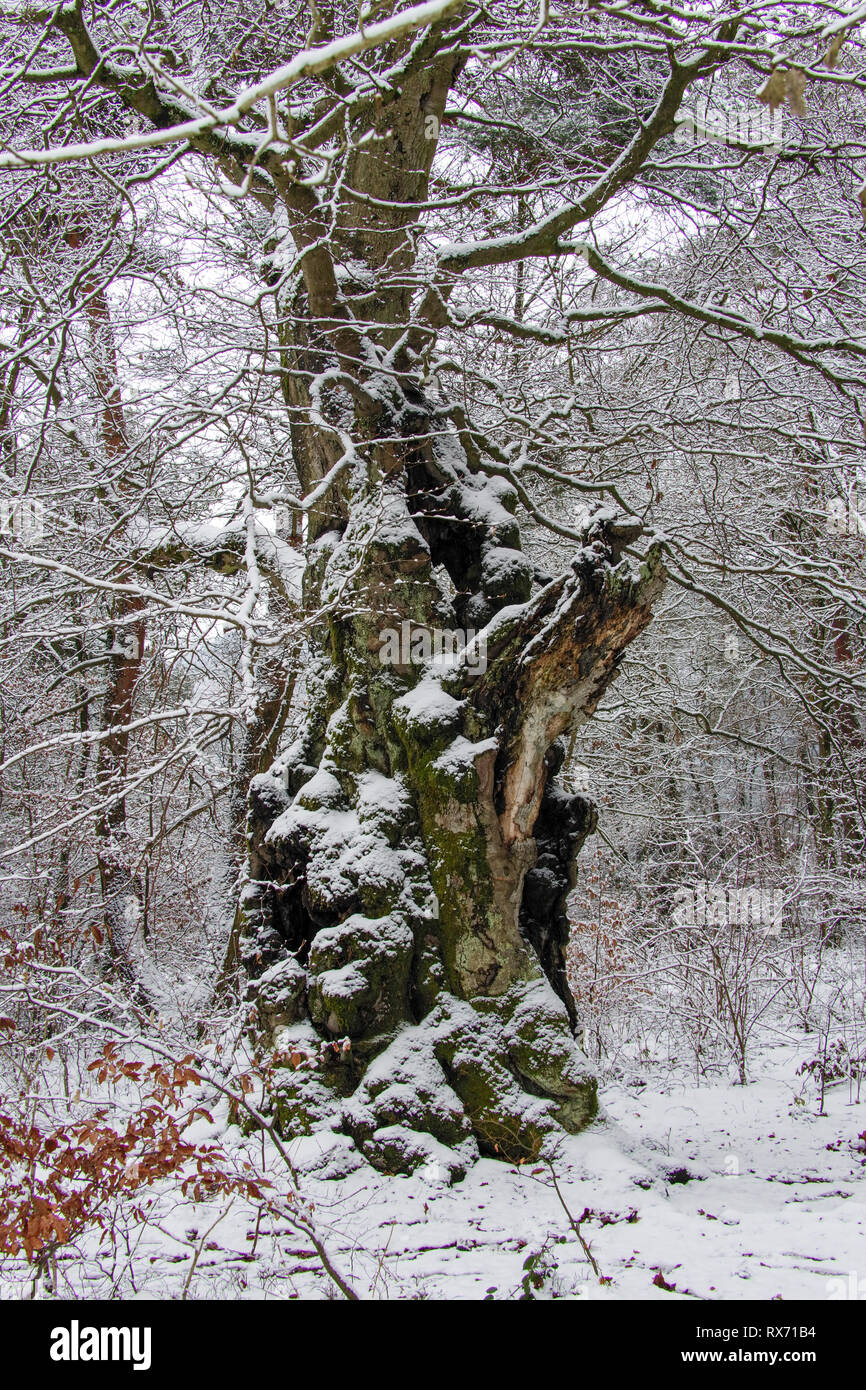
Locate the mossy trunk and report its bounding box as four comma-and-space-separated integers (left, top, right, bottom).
232, 20, 666, 1176
239, 402, 665, 1176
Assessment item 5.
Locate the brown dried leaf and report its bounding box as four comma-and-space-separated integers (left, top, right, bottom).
757, 69, 787, 111
785, 67, 807, 118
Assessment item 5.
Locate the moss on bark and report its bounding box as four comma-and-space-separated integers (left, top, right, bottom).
239, 425, 665, 1171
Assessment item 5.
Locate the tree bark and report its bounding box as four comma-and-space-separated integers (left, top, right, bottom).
65, 227, 149, 982
241, 407, 665, 1172
225, 19, 670, 1176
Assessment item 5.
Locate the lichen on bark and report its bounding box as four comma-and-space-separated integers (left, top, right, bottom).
223, 11, 670, 1176
240, 417, 666, 1176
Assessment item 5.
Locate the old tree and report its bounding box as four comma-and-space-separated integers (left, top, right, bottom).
2, 0, 863, 1178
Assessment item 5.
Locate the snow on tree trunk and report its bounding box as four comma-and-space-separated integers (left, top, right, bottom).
215, 17, 671, 1176
240, 416, 665, 1173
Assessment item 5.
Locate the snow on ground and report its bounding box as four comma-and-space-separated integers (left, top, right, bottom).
12, 1036, 857, 1302
285, 1040, 865, 1301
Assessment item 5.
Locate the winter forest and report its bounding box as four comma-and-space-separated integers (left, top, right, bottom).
0, 0, 864, 1306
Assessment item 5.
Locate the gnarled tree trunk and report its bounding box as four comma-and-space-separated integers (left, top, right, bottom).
241, 422, 664, 1174
226, 13, 669, 1178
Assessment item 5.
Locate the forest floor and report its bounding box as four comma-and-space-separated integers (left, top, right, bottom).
279, 1037, 866, 1301
9, 1034, 861, 1301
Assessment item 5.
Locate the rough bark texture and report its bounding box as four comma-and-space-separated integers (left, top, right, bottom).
240, 434, 665, 1174
218, 15, 671, 1176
